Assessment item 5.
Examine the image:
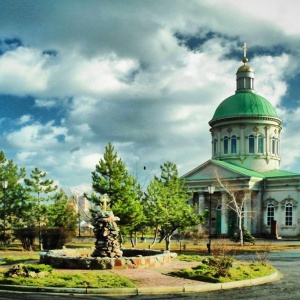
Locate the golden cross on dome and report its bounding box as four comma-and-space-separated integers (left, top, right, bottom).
242, 42, 248, 64
242, 43, 248, 57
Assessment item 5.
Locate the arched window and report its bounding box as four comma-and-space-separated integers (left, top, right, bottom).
272, 137, 276, 154
224, 136, 228, 154
267, 204, 274, 226
249, 134, 255, 153
257, 134, 264, 153
231, 135, 237, 154
285, 203, 293, 226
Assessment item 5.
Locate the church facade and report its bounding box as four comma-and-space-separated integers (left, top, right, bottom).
182, 45, 300, 238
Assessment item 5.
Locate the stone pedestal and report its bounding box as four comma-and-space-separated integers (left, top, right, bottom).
91, 211, 123, 258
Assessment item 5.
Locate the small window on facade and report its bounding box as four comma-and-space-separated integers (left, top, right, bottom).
231, 135, 237, 154
272, 137, 276, 154
276, 139, 279, 155
258, 134, 264, 153
285, 203, 293, 226
267, 204, 274, 226
249, 134, 255, 153
224, 136, 228, 154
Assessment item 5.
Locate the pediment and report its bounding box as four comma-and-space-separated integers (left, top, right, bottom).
182, 160, 255, 182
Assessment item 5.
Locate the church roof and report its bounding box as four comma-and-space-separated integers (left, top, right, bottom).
212, 159, 264, 178
210, 91, 281, 123
262, 169, 300, 178
183, 159, 300, 182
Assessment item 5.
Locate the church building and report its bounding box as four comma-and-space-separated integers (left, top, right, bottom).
182, 44, 300, 238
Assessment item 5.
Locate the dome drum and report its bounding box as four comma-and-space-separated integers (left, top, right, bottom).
209, 58, 282, 172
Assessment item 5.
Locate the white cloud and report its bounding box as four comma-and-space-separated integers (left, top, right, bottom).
0, 0, 299, 191
35, 98, 57, 108
80, 153, 101, 170
17, 115, 32, 125
0, 47, 50, 95
6, 121, 68, 150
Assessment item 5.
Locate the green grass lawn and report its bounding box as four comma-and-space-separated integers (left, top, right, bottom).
170, 261, 275, 283
0, 239, 292, 288
0, 267, 136, 288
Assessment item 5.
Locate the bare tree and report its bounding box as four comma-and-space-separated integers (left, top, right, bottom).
214, 170, 253, 246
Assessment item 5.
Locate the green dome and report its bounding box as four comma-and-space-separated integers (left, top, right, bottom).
210, 91, 280, 123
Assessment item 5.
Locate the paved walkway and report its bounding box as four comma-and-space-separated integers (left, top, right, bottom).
111, 259, 203, 287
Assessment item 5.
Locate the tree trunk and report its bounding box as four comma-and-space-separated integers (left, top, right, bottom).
165, 235, 171, 251
149, 226, 159, 249
129, 231, 138, 248
119, 233, 124, 248
239, 215, 243, 246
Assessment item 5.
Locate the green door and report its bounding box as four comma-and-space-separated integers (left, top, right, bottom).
228, 210, 236, 238
216, 209, 222, 236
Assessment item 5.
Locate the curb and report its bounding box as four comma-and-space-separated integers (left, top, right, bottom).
0, 271, 279, 295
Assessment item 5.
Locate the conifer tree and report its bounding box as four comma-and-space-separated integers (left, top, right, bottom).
24, 167, 58, 249
87, 143, 144, 245
0, 151, 30, 242
46, 189, 77, 235
146, 161, 202, 250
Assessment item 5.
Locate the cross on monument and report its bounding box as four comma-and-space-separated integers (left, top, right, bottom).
101, 194, 110, 211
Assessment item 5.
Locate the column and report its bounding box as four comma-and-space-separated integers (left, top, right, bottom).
217, 129, 221, 156
221, 192, 228, 234
197, 192, 205, 214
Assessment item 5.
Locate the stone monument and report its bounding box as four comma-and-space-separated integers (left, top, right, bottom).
91, 194, 123, 258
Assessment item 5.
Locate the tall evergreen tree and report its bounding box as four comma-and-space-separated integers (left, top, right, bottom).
146, 161, 202, 250
24, 167, 58, 249
87, 143, 144, 245
89, 143, 128, 206
0, 151, 30, 242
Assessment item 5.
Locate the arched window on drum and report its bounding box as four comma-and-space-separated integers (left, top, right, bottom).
231, 135, 237, 154
249, 134, 255, 153
257, 134, 264, 153
224, 136, 229, 154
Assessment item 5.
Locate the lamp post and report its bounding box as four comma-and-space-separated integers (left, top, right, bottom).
207, 184, 215, 253
78, 213, 81, 237
1, 179, 8, 251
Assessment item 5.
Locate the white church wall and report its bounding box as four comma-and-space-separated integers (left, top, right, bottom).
262, 185, 299, 237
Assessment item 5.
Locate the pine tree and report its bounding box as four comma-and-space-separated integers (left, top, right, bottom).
87, 143, 144, 246
0, 151, 30, 243
146, 161, 202, 250
24, 167, 58, 250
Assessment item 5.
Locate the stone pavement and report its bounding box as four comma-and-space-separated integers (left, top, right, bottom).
110, 259, 203, 288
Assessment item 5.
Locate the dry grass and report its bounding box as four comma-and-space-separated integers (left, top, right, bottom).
120, 239, 300, 254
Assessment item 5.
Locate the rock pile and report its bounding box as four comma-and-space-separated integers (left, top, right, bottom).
91, 210, 123, 258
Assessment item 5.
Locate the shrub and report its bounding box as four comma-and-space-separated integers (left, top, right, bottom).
209, 240, 235, 277
13, 227, 36, 251
41, 227, 72, 249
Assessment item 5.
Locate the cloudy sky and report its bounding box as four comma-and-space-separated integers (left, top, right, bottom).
0, 0, 300, 194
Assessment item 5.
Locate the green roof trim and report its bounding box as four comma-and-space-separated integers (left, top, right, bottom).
262, 169, 300, 178
184, 159, 300, 182
211, 160, 264, 178
211, 91, 280, 122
